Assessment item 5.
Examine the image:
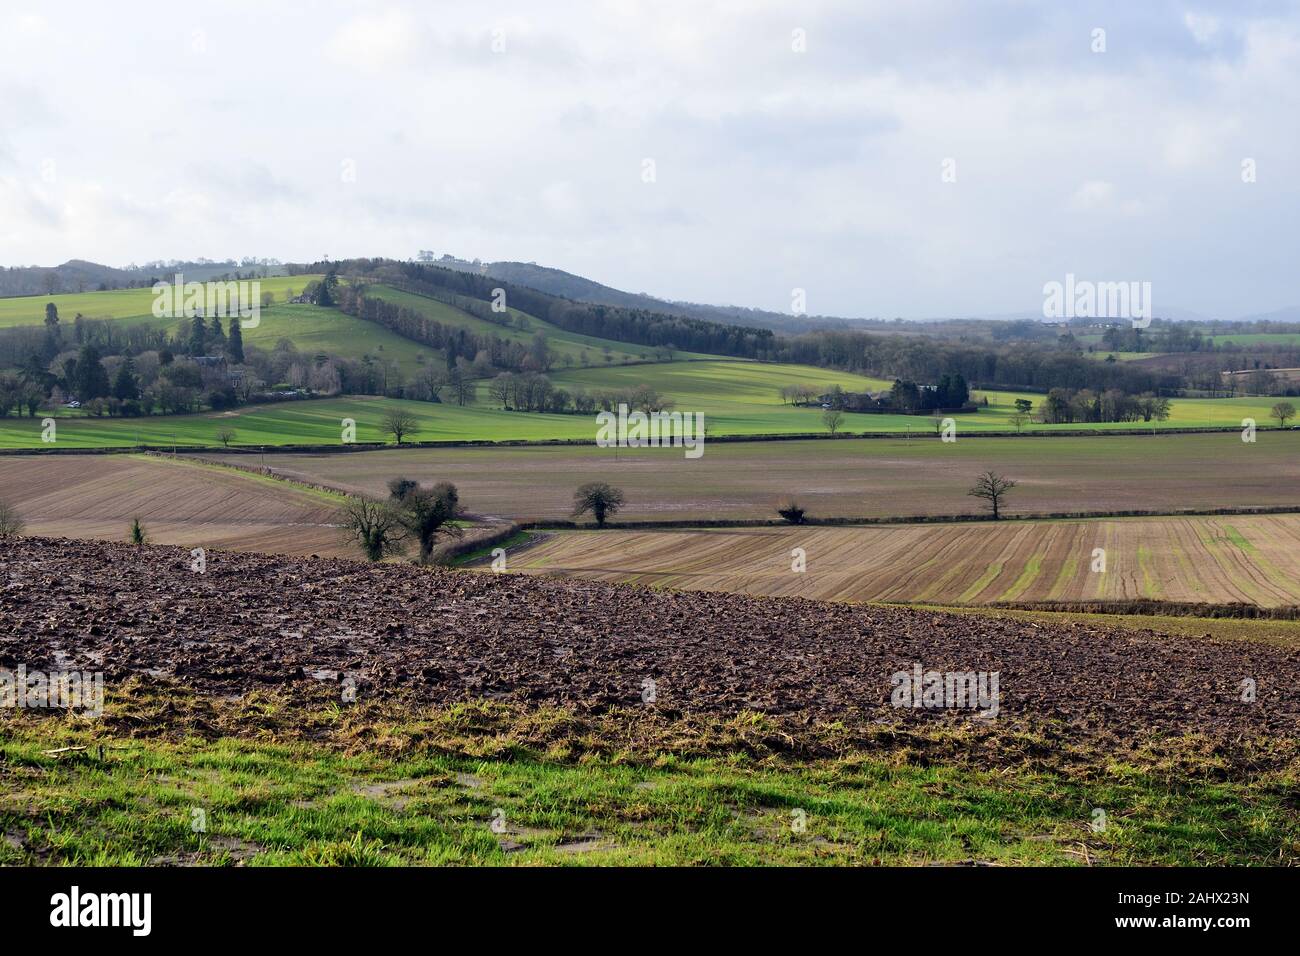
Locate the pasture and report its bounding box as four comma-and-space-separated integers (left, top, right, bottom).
241, 304, 435, 375
1, 357, 1290, 449
364, 284, 673, 366
0, 276, 317, 331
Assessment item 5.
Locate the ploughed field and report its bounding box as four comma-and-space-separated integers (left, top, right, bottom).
223, 430, 1300, 522
3, 536, 1299, 747
509, 515, 1300, 606
0, 455, 348, 556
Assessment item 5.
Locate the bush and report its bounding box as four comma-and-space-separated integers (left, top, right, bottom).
0, 499, 25, 536
776, 497, 807, 524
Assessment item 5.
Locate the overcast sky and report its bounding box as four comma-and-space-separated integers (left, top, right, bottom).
1, 1, 1297, 318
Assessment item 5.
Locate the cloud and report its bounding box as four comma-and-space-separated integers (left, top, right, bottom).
0, 0, 1298, 318
327, 9, 421, 70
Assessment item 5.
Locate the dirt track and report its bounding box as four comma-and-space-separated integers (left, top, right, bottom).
2, 537, 1297, 744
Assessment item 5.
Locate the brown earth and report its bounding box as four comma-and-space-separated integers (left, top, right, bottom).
200, 431, 1300, 523
1, 536, 1296, 748
509, 516, 1300, 606
0, 455, 349, 556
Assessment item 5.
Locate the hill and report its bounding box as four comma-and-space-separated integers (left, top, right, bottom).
0, 258, 287, 297
430, 254, 871, 334
0, 275, 316, 331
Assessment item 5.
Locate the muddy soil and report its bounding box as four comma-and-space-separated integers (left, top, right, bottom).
1, 537, 1296, 743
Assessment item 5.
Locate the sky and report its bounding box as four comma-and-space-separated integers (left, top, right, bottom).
1, 0, 1297, 319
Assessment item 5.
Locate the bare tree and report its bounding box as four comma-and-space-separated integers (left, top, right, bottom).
1271, 401, 1296, 428
339, 497, 406, 561
967, 471, 1017, 520
822, 408, 844, 436
382, 407, 419, 445
1008, 412, 1028, 433
215, 427, 237, 447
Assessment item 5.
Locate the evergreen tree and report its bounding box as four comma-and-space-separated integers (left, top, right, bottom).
226, 320, 245, 364
188, 313, 207, 355
317, 268, 338, 307
950, 373, 969, 407
42, 306, 61, 358
74, 345, 111, 400
113, 356, 140, 401
209, 315, 226, 347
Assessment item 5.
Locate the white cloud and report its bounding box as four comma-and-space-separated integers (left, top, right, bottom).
0, 0, 1297, 318
327, 9, 420, 70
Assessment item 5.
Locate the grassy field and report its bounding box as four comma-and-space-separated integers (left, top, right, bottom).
242, 304, 435, 376
230, 430, 1300, 522
0, 276, 317, 331
1083, 351, 1155, 362
505, 514, 1300, 606
0, 396, 605, 448
364, 284, 683, 367
2, 685, 1293, 866
1208, 332, 1300, 347
0, 454, 349, 556
2, 362, 1291, 449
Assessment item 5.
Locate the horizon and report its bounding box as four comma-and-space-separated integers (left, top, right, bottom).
3, 1, 1297, 319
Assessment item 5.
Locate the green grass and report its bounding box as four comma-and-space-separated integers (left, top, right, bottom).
1207, 333, 1300, 347
242, 304, 435, 375
1084, 351, 1158, 362
2, 379, 1294, 449
0, 397, 604, 448
2, 693, 1294, 866
365, 284, 709, 367
0, 276, 318, 331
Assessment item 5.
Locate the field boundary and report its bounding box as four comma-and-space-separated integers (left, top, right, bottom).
2, 421, 1282, 456
519, 505, 1300, 531
145, 451, 516, 566
140, 451, 358, 501
982, 598, 1300, 620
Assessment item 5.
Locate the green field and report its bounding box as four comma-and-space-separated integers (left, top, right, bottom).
1208, 332, 1300, 347
0, 276, 318, 331
1084, 351, 1156, 362
242, 304, 435, 375
2, 685, 1292, 866
364, 284, 706, 367
1, 356, 1292, 449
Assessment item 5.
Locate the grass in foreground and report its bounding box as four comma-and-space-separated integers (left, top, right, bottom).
1, 684, 1295, 866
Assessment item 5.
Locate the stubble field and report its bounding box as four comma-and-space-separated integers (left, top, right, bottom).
506, 514, 1300, 606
